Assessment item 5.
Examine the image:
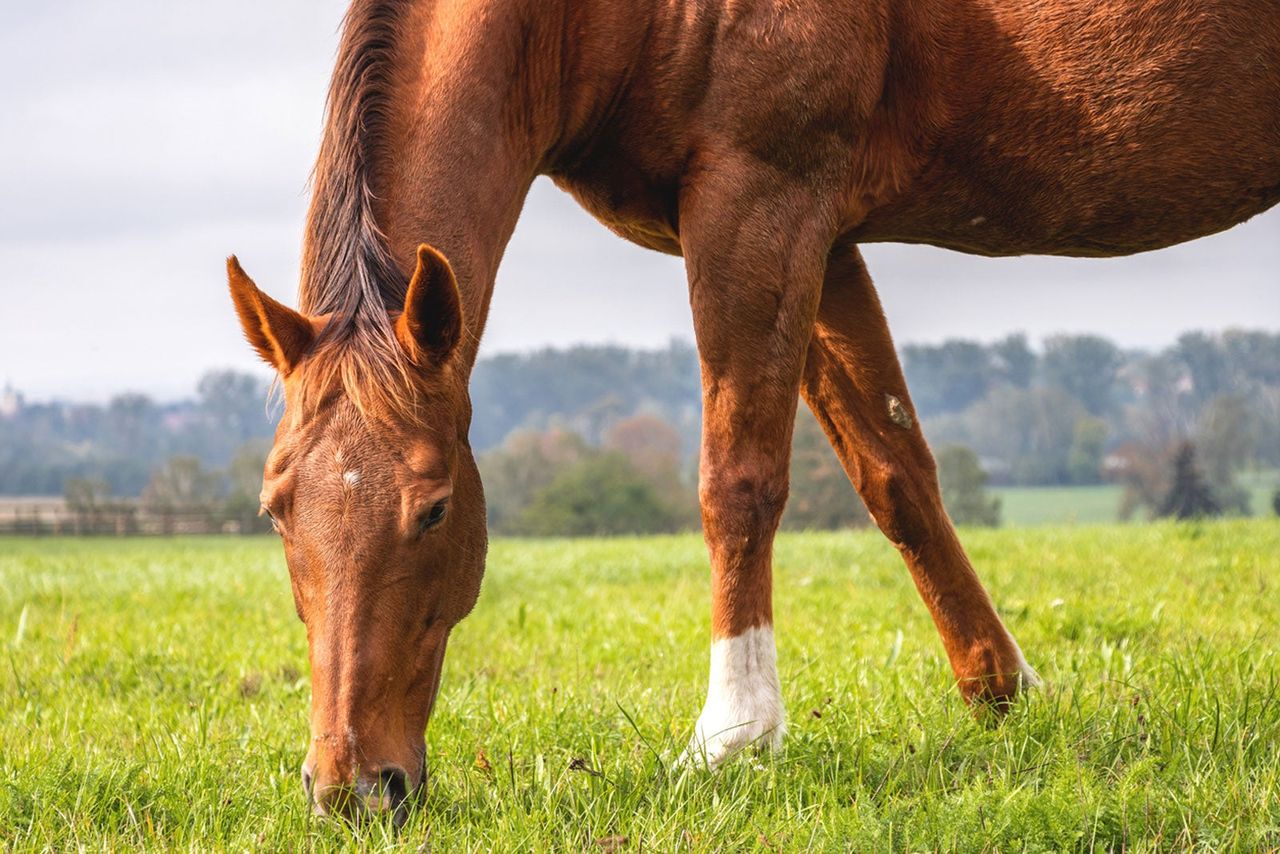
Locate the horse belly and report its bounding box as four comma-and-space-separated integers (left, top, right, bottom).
858, 153, 1280, 258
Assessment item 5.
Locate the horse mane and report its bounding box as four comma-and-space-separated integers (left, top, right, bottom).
295, 0, 421, 418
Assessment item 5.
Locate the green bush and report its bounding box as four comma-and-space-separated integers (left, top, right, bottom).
513, 453, 682, 536
936, 445, 1001, 527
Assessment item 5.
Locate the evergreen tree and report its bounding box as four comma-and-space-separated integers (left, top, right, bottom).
1157, 443, 1221, 520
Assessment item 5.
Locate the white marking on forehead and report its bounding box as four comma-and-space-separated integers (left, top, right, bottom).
342, 470, 360, 488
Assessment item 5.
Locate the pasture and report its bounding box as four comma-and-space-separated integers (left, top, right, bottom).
2, 523, 1278, 851
993, 471, 1278, 527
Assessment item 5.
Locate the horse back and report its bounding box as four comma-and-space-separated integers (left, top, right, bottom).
550, 0, 1280, 258
854, 0, 1280, 255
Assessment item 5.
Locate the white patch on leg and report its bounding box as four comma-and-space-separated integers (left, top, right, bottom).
1009, 633, 1041, 689
680, 625, 786, 769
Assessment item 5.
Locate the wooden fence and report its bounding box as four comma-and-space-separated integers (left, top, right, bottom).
0, 498, 264, 536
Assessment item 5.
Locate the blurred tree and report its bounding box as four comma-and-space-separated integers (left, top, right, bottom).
192, 371, 273, 463
1043, 334, 1122, 415
1222, 330, 1280, 386
64, 476, 109, 508
1111, 441, 1170, 521
222, 439, 273, 534
1194, 394, 1255, 514
1067, 417, 1109, 485
1254, 387, 1280, 469
933, 386, 1084, 485
936, 445, 1001, 527
513, 453, 680, 536
478, 428, 591, 533
1157, 443, 1221, 520
64, 477, 111, 533
992, 333, 1036, 389
902, 341, 994, 416
783, 405, 869, 530
604, 413, 682, 476
1173, 331, 1231, 405
141, 456, 221, 534
1123, 352, 1197, 453
573, 394, 627, 446
468, 341, 701, 452
104, 393, 164, 463
604, 413, 698, 526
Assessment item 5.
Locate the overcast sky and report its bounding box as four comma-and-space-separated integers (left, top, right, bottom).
2, 1, 1276, 401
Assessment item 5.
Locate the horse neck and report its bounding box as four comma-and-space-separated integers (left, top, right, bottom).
369, 0, 571, 373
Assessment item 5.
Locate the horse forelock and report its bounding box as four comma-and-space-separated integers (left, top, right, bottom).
289, 324, 424, 427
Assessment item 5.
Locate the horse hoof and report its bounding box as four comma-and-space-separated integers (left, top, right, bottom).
959, 643, 1041, 713
677, 706, 786, 770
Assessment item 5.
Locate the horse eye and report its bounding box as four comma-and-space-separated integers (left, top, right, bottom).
417, 499, 449, 536
260, 506, 279, 534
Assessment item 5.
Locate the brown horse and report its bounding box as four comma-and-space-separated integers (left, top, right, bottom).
227, 0, 1280, 820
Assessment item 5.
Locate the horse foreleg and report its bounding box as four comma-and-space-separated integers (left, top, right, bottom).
801, 247, 1038, 707
677, 173, 834, 768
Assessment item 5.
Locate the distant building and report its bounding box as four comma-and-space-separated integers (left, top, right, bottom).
0, 384, 22, 418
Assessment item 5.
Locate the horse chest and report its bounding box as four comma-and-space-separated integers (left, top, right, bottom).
551, 159, 684, 256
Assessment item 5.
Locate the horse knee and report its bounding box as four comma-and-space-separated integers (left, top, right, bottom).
700, 469, 789, 542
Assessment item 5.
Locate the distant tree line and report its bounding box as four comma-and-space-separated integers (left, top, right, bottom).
2, 330, 1277, 531
912, 331, 1280, 517
58, 441, 274, 535
0, 371, 275, 496
469, 340, 704, 452
476, 409, 1001, 535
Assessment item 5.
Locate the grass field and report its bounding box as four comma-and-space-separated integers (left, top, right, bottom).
995, 472, 1278, 527
2, 523, 1279, 850
994, 485, 1126, 526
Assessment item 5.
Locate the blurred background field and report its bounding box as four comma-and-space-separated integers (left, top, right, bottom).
995, 470, 1278, 526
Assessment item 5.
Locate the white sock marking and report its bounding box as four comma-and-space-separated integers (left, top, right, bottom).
1009, 633, 1041, 688
681, 625, 786, 769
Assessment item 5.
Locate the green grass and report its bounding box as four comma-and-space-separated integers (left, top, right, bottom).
1241, 470, 1280, 520
996, 472, 1280, 526
995, 485, 1125, 526
2, 523, 1279, 851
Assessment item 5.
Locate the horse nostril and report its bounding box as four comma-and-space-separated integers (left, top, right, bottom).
378, 766, 409, 810
309, 766, 412, 823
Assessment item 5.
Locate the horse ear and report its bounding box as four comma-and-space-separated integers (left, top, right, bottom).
226, 256, 314, 375
397, 244, 463, 363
